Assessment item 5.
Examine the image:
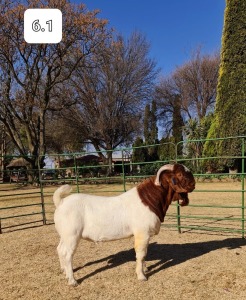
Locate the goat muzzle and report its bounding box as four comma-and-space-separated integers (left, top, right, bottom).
172, 192, 189, 206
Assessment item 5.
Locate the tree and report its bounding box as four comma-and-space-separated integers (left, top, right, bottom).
172, 95, 184, 156
156, 49, 219, 163
158, 136, 176, 162
143, 101, 158, 144
155, 83, 184, 155
150, 100, 158, 144
0, 123, 15, 179
204, 0, 246, 169
143, 104, 151, 145
45, 113, 85, 154
156, 49, 220, 129
143, 100, 159, 161
155, 77, 178, 137
173, 49, 220, 122
132, 137, 148, 172
184, 114, 213, 171
66, 32, 158, 168
0, 0, 108, 175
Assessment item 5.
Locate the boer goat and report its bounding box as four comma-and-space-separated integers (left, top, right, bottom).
53, 163, 195, 286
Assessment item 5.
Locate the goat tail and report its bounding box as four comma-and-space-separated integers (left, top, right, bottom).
53, 184, 73, 208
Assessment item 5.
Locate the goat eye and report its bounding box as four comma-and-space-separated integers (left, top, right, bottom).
172, 178, 177, 185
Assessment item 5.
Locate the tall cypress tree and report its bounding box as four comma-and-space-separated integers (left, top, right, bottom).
204, 0, 246, 168
143, 101, 158, 145
132, 137, 147, 163
143, 101, 159, 161
143, 104, 151, 145
150, 100, 158, 143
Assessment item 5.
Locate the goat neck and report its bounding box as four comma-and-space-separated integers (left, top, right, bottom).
137, 176, 174, 223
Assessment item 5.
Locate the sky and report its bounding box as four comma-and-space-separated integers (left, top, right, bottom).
72, 0, 226, 76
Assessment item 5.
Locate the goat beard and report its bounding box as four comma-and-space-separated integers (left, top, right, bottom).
172, 192, 189, 206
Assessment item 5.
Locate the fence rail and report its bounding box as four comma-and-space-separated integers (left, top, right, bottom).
0, 136, 245, 236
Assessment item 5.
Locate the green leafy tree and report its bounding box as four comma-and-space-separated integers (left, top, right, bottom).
204, 0, 246, 169
132, 137, 148, 172
144, 101, 158, 145
132, 137, 147, 163
150, 100, 158, 144
184, 114, 213, 171
158, 136, 176, 162
143, 104, 151, 145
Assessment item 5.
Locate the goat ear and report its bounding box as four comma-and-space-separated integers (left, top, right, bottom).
168, 175, 187, 193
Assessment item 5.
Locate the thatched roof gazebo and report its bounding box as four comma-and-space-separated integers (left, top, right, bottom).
6, 157, 30, 170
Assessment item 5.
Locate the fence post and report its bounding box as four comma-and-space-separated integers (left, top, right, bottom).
40, 188, 46, 225
38, 157, 46, 225
121, 150, 126, 192
73, 155, 79, 193
242, 138, 245, 238
175, 142, 182, 233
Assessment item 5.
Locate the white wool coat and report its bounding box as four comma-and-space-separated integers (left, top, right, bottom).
54, 186, 161, 243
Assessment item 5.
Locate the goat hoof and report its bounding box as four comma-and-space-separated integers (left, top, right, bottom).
68, 279, 78, 286
137, 274, 147, 281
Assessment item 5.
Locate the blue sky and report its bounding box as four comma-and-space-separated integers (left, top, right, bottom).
72, 0, 226, 76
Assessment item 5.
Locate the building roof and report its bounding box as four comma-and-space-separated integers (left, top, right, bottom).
6, 157, 30, 169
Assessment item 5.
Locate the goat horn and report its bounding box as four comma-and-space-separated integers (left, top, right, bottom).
154, 164, 174, 186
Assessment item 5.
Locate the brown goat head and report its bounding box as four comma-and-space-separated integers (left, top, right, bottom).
155, 163, 195, 206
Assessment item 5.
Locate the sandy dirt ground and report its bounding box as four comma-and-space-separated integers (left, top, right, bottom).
1, 224, 246, 300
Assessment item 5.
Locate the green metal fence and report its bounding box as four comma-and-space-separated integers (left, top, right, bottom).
0, 136, 245, 236
175, 136, 245, 237
0, 155, 44, 233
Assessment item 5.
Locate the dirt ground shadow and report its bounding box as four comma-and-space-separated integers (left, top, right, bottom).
75, 237, 246, 284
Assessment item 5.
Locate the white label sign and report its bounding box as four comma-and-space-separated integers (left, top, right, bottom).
24, 9, 62, 44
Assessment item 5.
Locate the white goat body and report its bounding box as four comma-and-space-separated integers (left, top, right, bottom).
54, 185, 160, 243
53, 164, 195, 286
54, 185, 160, 286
